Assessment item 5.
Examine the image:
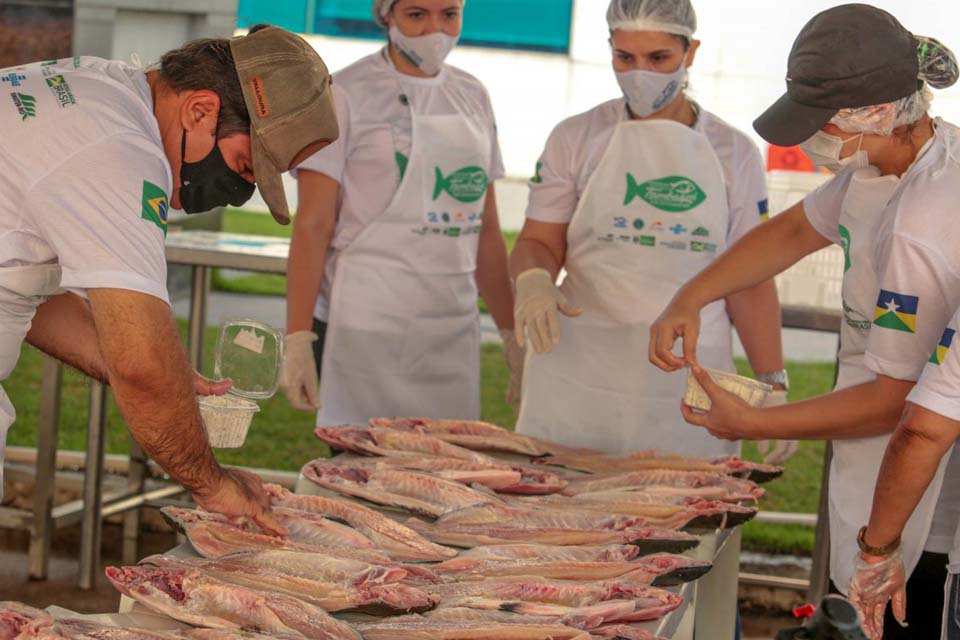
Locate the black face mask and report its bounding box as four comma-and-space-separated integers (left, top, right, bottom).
179, 129, 255, 214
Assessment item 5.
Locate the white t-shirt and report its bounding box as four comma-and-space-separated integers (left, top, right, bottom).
804, 121, 960, 553
296, 49, 506, 321
0, 56, 171, 303
525, 98, 769, 245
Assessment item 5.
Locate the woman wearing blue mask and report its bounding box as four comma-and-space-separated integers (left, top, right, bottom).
650, 5, 959, 638
511, 0, 789, 461
279, 0, 521, 427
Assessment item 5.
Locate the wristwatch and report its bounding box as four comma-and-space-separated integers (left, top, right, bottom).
857, 526, 901, 557
756, 369, 789, 390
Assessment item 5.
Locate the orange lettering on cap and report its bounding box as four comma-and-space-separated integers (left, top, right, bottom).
249, 76, 271, 118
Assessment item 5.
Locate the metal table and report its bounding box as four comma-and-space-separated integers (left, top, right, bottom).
3, 231, 290, 589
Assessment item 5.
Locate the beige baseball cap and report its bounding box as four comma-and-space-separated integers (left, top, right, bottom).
230, 27, 339, 224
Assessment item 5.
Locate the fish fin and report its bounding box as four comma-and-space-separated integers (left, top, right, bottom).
624, 172, 640, 206
433, 167, 445, 200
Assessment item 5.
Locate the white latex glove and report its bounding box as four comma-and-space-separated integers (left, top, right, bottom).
514, 268, 582, 354
279, 331, 320, 412
848, 546, 907, 639
500, 329, 525, 411
756, 390, 799, 465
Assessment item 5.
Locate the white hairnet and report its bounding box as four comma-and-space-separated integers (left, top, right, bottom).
373, 0, 466, 29
607, 0, 696, 38
830, 35, 958, 136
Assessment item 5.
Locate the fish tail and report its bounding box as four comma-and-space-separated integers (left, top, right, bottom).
624, 172, 640, 206
433, 167, 446, 201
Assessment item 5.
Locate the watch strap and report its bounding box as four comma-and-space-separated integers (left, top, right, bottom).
857, 526, 901, 557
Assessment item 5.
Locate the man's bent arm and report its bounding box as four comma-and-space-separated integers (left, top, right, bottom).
26, 292, 109, 383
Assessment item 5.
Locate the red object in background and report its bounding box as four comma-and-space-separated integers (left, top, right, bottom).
767, 145, 816, 172
793, 603, 817, 620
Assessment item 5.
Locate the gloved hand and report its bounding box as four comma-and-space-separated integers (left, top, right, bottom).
848, 546, 907, 640
514, 268, 582, 354
500, 329, 525, 411
756, 390, 799, 465
279, 331, 320, 412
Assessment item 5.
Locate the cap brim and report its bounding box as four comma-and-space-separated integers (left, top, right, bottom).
753, 92, 838, 147
252, 134, 290, 225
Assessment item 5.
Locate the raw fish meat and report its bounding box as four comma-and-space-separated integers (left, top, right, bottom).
457, 544, 640, 563
315, 427, 494, 464
563, 470, 764, 502
105, 566, 361, 639
302, 460, 500, 518
265, 485, 456, 561
357, 613, 592, 640
539, 451, 782, 483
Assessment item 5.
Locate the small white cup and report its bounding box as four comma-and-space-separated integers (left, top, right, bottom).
684, 367, 772, 411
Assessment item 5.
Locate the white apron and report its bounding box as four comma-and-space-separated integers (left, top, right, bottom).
516, 118, 735, 457
829, 167, 950, 592
0, 263, 62, 500
317, 108, 491, 427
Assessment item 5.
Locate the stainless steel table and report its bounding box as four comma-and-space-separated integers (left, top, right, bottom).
8, 231, 290, 588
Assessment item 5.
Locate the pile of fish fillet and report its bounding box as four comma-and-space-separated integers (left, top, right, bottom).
0, 418, 782, 640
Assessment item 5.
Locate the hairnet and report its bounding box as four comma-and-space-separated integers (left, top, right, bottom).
373, 0, 466, 29
606, 0, 696, 38
830, 35, 958, 136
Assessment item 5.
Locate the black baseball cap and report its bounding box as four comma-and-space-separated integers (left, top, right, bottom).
754, 4, 920, 146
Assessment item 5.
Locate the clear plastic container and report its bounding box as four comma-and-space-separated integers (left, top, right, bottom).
684, 367, 772, 411
200, 319, 284, 448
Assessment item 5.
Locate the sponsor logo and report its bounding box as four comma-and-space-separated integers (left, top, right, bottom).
660, 240, 687, 251
692, 226, 710, 237
669, 224, 687, 236
140, 181, 169, 236
249, 76, 271, 117
638, 235, 656, 246
395, 152, 409, 180
838, 224, 851, 273
873, 290, 919, 333
650, 221, 665, 232
689, 241, 717, 253
758, 198, 770, 222
930, 327, 956, 365
633, 218, 644, 230
44, 75, 76, 108
624, 174, 707, 212
433, 166, 488, 203
653, 79, 679, 111
530, 161, 543, 184
39, 60, 58, 66
10, 92, 36, 120
1, 72, 26, 87
842, 300, 871, 331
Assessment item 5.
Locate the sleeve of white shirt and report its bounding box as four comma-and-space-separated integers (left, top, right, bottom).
25, 133, 170, 303
864, 234, 958, 381
907, 310, 960, 422
295, 84, 351, 182
802, 172, 850, 245
525, 123, 578, 224
725, 140, 768, 245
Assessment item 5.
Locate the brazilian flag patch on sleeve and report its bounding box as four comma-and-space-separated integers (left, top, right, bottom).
140, 180, 169, 236
873, 290, 918, 333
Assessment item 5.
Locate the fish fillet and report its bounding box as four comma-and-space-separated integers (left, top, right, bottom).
302, 460, 500, 518
457, 544, 640, 563
563, 470, 764, 502
357, 613, 592, 640
315, 427, 496, 464
265, 484, 456, 561
105, 566, 361, 639
539, 451, 783, 483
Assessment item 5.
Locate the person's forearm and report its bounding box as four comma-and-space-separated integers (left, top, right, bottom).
476, 190, 514, 330
286, 216, 333, 333
864, 403, 960, 548
679, 204, 828, 309
727, 279, 784, 376
743, 376, 914, 439
26, 292, 108, 383
88, 290, 224, 495
510, 238, 563, 281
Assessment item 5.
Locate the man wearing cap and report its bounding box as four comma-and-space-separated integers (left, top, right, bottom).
0, 25, 337, 532
648, 5, 959, 637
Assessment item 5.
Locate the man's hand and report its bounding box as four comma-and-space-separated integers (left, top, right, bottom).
680, 366, 761, 440
649, 297, 702, 372
849, 547, 907, 639
279, 331, 320, 412
195, 372, 231, 396
756, 390, 799, 464
499, 329, 525, 412
192, 467, 287, 537
514, 268, 581, 354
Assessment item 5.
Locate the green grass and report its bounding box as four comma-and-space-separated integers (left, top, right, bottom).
210, 209, 519, 302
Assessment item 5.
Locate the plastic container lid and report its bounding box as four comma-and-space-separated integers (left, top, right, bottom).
213, 319, 284, 400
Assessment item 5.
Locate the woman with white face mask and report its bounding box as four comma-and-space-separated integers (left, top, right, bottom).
279, 0, 521, 428
511, 0, 789, 461
649, 5, 959, 638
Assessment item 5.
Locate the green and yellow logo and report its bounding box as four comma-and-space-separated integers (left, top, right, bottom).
839, 224, 851, 273
140, 181, 169, 236
45, 74, 76, 108
692, 226, 710, 237
625, 174, 706, 212
930, 328, 955, 365
639, 235, 656, 246
873, 290, 918, 333
531, 161, 543, 184
433, 166, 488, 203
10, 92, 36, 120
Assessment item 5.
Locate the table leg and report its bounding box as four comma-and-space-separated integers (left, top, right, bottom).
28, 356, 62, 580
122, 437, 146, 566
188, 265, 210, 372
694, 528, 741, 638
808, 442, 833, 603
78, 381, 107, 590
